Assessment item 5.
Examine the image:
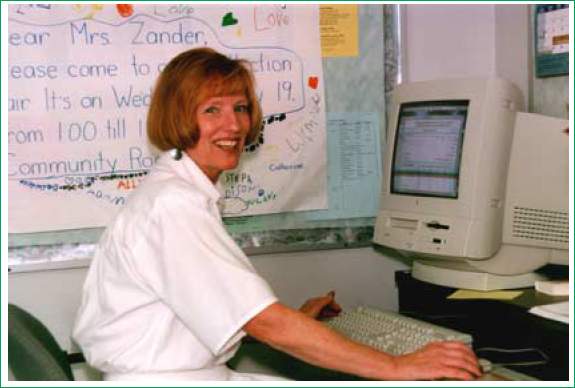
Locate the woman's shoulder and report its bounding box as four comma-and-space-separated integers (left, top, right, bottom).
131, 176, 210, 213
132, 153, 215, 208
108, 177, 211, 243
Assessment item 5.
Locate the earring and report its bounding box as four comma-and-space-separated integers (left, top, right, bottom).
172, 149, 183, 160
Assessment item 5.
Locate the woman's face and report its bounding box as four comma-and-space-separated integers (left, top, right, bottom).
187, 94, 251, 182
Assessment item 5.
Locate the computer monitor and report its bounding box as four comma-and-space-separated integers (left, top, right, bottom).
373, 78, 569, 290
391, 100, 468, 199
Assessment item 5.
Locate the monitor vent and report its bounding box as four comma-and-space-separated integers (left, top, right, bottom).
511, 207, 569, 244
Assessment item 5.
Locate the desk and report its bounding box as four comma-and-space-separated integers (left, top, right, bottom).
229, 338, 537, 381
395, 270, 569, 381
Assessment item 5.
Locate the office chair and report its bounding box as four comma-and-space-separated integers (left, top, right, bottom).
8, 304, 74, 381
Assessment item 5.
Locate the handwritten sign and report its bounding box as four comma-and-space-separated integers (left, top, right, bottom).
8, 4, 327, 233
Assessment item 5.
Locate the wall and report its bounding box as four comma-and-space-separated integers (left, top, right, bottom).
403, 4, 530, 101
403, 5, 496, 82
494, 5, 531, 102
532, 76, 569, 118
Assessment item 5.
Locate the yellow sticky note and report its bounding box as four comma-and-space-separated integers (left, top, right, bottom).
448, 289, 523, 300
320, 5, 359, 57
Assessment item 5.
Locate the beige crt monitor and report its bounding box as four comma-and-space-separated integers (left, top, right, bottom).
373, 78, 569, 290
460, 112, 570, 280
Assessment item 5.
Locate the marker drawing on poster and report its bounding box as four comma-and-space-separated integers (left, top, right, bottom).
8, 4, 327, 233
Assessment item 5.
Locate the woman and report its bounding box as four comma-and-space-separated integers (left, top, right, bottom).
73, 48, 481, 381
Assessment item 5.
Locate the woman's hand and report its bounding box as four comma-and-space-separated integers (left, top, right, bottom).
390, 341, 482, 380
299, 291, 342, 320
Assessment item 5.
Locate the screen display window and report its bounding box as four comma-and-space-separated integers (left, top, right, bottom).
391, 100, 469, 198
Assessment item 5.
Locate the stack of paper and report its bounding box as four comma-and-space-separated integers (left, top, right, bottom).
529, 301, 569, 324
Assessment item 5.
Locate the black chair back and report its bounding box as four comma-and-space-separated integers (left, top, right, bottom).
8, 304, 74, 381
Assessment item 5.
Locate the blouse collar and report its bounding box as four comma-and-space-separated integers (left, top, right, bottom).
162, 150, 221, 202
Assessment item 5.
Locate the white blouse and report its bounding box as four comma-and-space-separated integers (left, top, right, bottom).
73, 151, 278, 379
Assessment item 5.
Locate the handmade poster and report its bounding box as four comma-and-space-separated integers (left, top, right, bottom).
8, 4, 327, 232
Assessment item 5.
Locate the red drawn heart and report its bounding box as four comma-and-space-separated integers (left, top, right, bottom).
116, 4, 134, 18
308, 76, 319, 89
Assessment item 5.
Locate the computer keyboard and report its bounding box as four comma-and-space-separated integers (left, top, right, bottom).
325, 305, 473, 356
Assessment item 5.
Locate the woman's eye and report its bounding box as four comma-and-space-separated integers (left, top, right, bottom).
235, 104, 249, 113
204, 106, 219, 114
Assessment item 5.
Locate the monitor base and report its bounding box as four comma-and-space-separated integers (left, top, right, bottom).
412, 260, 547, 290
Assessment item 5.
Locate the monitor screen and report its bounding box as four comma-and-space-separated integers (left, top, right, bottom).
391, 100, 469, 198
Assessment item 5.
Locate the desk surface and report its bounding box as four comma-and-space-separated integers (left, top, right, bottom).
395, 271, 569, 381
230, 341, 538, 381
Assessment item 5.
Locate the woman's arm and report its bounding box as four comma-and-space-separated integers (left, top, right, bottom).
298, 291, 341, 319
243, 302, 481, 381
